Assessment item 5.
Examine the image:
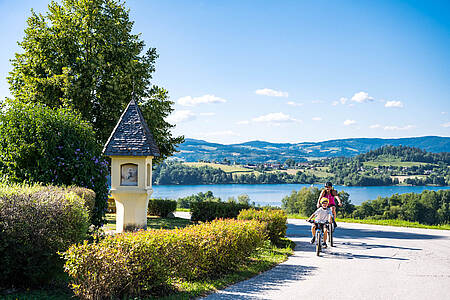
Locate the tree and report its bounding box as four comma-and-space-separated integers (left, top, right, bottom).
7, 0, 183, 161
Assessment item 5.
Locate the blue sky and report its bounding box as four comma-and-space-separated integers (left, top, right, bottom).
1, 0, 449, 144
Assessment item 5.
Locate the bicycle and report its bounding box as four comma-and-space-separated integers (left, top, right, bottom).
327, 217, 334, 247
308, 220, 329, 256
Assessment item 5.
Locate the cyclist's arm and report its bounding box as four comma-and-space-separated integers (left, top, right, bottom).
317, 190, 324, 207
335, 195, 343, 206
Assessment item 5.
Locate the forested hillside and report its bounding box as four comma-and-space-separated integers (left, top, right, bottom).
318, 145, 449, 186
155, 145, 450, 186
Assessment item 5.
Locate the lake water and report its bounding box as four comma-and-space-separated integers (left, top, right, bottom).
152, 184, 450, 206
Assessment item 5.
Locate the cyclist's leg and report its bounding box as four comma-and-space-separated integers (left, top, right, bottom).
311, 224, 316, 243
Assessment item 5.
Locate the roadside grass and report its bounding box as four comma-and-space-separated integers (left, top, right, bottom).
156, 239, 294, 300
336, 218, 450, 230
176, 208, 190, 212
286, 214, 450, 230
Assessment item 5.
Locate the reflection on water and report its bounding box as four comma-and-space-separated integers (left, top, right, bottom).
152, 184, 449, 206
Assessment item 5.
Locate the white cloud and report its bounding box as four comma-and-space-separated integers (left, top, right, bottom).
332, 101, 339, 106
311, 100, 323, 104
340, 97, 348, 104
199, 112, 216, 116
369, 124, 381, 129
442, 112, 448, 115
252, 112, 299, 124
441, 122, 450, 128
312, 117, 322, 121
255, 88, 288, 98
343, 119, 357, 126
178, 94, 227, 106
166, 110, 196, 123
236, 120, 250, 125
384, 125, 415, 131
287, 101, 303, 106
385, 100, 404, 108
351, 91, 374, 103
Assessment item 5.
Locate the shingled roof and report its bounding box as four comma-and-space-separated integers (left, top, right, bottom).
103, 99, 160, 157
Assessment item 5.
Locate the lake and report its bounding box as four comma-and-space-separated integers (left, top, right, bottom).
152, 184, 450, 206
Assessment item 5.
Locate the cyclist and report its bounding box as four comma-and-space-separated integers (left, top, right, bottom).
307, 197, 333, 248
317, 181, 342, 227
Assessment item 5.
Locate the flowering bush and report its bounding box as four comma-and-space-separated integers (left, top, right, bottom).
62, 219, 266, 299
0, 100, 108, 226
238, 208, 287, 244
0, 183, 90, 287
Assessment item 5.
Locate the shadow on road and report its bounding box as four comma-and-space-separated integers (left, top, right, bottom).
286, 223, 446, 240
204, 264, 316, 299
339, 241, 421, 251
324, 251, 409, 260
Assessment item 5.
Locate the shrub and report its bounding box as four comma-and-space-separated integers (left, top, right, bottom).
62, 219, 266, 299
148, 199, 177, 217
0, 99, 108, 226
238, 208, 287, 244
0, 183, 90, 287
190, 201, 250, 222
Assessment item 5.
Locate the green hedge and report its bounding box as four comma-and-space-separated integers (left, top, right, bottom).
190, 201, 250, 222
238, 208, 287, 244
148, 199, 177, 217
0, 183, 90, 287
62, 219, 266, 298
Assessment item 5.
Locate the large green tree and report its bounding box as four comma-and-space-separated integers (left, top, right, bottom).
7, 0, 183, 162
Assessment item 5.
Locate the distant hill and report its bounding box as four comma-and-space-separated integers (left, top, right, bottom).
173, 136, 450, 163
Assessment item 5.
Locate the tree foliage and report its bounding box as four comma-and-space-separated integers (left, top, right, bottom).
0, 99, 108, 225
352, 190, 450, 225
7, 0, 183, 161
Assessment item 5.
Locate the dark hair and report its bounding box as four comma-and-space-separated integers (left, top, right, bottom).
325, 182, 333, 187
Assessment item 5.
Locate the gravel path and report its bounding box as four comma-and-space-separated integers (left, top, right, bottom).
201, 219, 450, 300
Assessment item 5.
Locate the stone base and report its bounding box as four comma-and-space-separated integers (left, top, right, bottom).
111, 188, 153, 233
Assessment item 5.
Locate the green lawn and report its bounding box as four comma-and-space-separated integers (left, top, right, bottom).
103, 213, 193, 231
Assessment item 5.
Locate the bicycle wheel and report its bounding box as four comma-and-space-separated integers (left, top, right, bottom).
329, 224, 334, 247
316, 231, 321, 256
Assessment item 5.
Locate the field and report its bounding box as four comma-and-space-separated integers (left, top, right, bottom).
363, 161, 432, 167
184, 162, 255, 174
302, 167, 334, 178
391, 175, 427, 184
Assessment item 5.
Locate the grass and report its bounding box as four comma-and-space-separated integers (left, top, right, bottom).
155, 239, 294, 299
336, 218, 450, 230
286, 214, 450, 230
103, 213, 193, 231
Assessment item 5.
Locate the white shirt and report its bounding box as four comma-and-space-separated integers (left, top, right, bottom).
313, 207, 333, 223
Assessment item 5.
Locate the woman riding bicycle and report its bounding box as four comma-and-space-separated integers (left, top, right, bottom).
307, 197, 333, 248
317, 181, 342, 227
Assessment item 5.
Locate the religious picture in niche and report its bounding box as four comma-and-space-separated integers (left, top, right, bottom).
121, 163, 138, 186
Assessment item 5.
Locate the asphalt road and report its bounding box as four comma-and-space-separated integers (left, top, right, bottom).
202, 219, 450, 300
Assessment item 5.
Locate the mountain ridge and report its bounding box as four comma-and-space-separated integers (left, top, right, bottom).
174, 136, 450, 163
